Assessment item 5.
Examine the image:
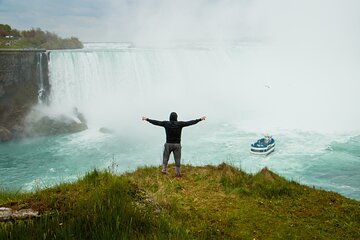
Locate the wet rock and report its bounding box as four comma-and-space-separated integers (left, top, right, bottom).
0, 126, 12, 142
10, 124, 25, 138
99, 127, 114, 134
0, 85, 5, 97
73, 108, 85, 123
0, 207, 39, 221
23, 106, 88, 137
26, 115, 88, 136
130, 186, 162, 214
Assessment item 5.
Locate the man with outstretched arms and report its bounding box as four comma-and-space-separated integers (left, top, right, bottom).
142, 112, 206, 178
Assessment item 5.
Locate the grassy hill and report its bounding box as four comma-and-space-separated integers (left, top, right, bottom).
0, 163, 359, 239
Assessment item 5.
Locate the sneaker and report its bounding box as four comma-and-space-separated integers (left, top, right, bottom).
161, 170, 167, 174
175, 174, 182, 179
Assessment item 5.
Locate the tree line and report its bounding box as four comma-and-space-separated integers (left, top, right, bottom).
0, 24, 83, 49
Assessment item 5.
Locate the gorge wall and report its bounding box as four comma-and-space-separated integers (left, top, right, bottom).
0, 49, 49, 141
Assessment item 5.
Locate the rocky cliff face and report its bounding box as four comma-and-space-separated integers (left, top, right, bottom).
0, 50, 50, 141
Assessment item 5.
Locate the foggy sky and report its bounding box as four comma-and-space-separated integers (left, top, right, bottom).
1, 0, 358, 44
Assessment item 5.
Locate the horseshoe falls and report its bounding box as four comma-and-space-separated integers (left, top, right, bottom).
0, 43, 359, 201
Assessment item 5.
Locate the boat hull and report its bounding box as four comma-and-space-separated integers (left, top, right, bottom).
250, 144, 275, 155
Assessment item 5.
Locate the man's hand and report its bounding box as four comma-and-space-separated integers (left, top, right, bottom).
142, 116, 148, 121
201, 116, 206, 121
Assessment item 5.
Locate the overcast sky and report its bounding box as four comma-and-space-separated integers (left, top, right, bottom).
1, 0, 359, 44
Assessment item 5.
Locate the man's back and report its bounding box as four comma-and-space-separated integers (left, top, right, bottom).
146, 119, 201, 143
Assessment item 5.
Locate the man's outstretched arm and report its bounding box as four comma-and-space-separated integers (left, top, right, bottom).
181, 116, 206, 127
142, 116, 165, 127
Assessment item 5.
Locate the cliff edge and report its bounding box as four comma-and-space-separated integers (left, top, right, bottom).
0, 49, 49, 141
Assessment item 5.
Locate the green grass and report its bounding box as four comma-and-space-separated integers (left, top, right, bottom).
0, 36, 83, 50
0, 163, 359, 239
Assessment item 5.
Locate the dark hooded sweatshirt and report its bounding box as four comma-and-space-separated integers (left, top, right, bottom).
146, 112, 202, 144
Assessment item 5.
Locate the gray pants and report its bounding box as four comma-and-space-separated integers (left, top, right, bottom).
163, 143, 181, 176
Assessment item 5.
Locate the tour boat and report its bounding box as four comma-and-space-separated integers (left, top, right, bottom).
250, 135, 275, 155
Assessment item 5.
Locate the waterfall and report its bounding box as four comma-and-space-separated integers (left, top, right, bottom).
36, 52, 49, 104
37, 52, 43, 103
48, 44, 253, 129
47, 43, 360, 133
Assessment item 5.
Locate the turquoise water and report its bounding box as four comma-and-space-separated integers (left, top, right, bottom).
1, 125, 359, 201
0, 130, 158, 191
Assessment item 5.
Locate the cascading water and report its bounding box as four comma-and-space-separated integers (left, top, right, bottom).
48, 44, 251, 130
36, 52, 49, 105
37, 53, 44, 101
0, 43, 359, 201
48, 43, 360, 133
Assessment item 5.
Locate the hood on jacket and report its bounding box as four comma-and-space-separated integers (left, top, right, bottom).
169, 112, 178, 121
